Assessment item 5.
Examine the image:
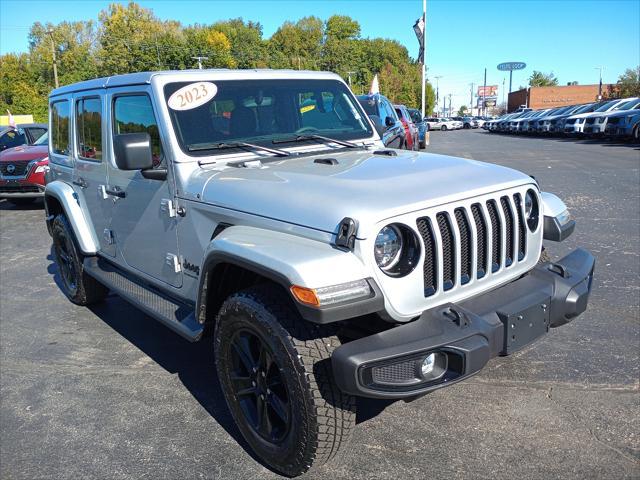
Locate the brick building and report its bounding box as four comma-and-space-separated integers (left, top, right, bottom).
507, 84, 613, 112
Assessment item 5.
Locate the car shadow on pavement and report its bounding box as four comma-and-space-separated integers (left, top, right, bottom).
46, 247, 395, 470
45, 249, 264, 468
0, 198, 45, 210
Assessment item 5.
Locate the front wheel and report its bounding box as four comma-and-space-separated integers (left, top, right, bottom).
214, 285, 355, 477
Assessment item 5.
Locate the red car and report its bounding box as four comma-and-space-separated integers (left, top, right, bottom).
0, 131, 49, 205
394, 104, 419, 151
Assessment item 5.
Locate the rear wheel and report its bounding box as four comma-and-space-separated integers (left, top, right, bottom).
441, 125, 448, 131
214, 285, 355, 477
51, 214, 108, 305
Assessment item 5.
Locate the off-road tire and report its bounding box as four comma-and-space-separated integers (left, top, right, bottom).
51, 214, 108, 305
214, 284, 355, 477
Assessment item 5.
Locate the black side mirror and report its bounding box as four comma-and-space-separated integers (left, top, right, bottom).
113, 133, 153, 171
385, 116, 396, 127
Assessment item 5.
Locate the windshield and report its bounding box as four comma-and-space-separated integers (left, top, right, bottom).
164, 79, 372, 156
617, 99, 640, 110
408, 109, 422, 123
594, 100, 619, 112
34, 131, 48, 145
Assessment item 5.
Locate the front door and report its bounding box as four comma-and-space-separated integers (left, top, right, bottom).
105, 90, 182, 288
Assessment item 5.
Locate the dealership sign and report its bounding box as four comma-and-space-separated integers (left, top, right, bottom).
478, 85, 498, 97
497, 62, 526, 71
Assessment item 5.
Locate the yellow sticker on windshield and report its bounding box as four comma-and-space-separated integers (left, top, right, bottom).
167, 82, 217, 111
300, 104, 315, 114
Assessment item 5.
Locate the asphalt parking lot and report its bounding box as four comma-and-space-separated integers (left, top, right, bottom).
1, 130, 638, 479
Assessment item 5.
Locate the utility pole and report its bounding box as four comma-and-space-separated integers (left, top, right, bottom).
482, 68, 487, 117
47, 28, 59, 89
346, 71, 356, 89
192, 56, 208, 70
595, 66, 604, 100
154, 34, 162, 70
434, 75, 442, 116
502, 77, 506, 112
448, 93, 452, 117
469, 83, 474, 115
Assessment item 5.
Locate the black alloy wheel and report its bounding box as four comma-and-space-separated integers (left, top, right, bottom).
228, 329, 291, 443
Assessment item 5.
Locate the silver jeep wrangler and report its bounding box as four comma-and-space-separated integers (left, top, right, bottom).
44, 70, 595, 477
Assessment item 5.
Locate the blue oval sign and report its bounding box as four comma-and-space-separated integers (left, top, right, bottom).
497, 62, 526, 71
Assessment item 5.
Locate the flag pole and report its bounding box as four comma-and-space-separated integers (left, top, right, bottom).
421, 0, 427, 118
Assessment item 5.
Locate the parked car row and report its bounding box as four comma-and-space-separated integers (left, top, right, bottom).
356, 94, 430, 149
425, 116, 489, 131
483, 97, 640, 141
0, 123, 49, 205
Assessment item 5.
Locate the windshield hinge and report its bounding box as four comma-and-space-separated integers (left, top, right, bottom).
334, 217, 358, 251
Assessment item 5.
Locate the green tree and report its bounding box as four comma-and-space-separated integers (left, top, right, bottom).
528, 70, 558, 87
212, 19, 266, 68
268, 16, 323, 69
615, 67, 640, 97
457, 105, 468, 116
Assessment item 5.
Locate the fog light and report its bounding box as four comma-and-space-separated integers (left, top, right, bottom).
421, 353, 436, 376
420, 352, 447, 380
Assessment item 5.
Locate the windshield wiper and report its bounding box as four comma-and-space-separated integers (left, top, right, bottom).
188, 141, 291, 157
272, 134, 360, 149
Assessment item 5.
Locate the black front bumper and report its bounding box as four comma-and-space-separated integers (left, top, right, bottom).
332, 248, 595, 399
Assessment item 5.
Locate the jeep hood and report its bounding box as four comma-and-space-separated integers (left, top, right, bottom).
197, 149, 534, 238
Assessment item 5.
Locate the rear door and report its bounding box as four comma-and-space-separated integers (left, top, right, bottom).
105, 89, 182, 288
71, 94, 114, 256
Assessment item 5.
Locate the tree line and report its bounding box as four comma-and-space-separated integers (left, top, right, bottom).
0, 1, 436, 123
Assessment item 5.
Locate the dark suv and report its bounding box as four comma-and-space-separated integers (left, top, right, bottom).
356, 94, 406, 149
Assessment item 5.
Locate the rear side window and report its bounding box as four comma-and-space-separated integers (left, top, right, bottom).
51, 100, 70, 156
113, 95, 163, 167
76, 97, 103, 161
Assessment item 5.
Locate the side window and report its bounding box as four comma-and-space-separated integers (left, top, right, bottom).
0, 129, 27, 151
113, 94, 163, 168
51, 100, 70, 156
28, 127, 47, 143
76, 97, 103, 161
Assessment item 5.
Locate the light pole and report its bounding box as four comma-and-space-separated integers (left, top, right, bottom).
47, 28, 59, 89
595, 66, 604, 100
434, 75, 442, 116
191, 56, 208, 70
448, 93, 452, 117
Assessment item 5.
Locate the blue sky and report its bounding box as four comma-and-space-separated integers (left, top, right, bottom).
1, 0, 639, 110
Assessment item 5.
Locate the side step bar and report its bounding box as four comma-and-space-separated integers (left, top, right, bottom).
83, 257, 203, 342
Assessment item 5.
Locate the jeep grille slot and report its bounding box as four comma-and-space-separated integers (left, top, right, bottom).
471, 203, 487, 278
487, 200, 502, 273
500, 196, 515, 267
436, 213, 455, 291
415, 192, 529, 299
416, 217, 437, 296
513, 193, 527, 260
454, 208, 472, 285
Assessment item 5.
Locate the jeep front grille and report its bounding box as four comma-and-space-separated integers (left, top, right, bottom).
416, 193, 529, 298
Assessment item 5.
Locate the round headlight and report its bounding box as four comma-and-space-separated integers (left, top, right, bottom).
374, 225, 402, 270
524, 189, 540, 231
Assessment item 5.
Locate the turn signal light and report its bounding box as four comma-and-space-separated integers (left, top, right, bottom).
290, 285, 320, 307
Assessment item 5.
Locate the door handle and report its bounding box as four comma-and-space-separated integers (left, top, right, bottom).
105, 186, 126, 198
72, 177, 88, 188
